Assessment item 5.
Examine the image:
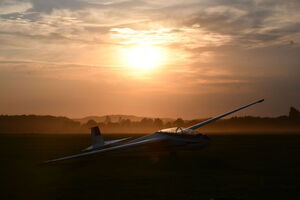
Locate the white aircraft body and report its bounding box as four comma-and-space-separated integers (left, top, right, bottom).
45, 99, 264, 164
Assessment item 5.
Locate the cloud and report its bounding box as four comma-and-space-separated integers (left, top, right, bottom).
181, 0, 300, 48
26, 0, 150, 14
0, 0, 32, 15
0, 0, 299, 117
28, 0, 89, 13
1, 0, 299, 66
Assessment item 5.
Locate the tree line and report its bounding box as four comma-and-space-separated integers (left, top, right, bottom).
0, 107, 299, 134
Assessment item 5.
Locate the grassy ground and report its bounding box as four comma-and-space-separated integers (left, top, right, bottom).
0, 133, 299, 200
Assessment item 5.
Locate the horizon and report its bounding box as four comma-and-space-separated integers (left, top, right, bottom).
1, 106, 297, 121
1, 100, 298, 120
1, 107, 299, 135
0, 100, 299, 119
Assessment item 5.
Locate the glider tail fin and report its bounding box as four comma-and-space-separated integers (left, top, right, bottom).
91, 126, 104, 146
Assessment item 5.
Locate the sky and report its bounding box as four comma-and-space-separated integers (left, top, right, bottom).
0, 0, 299, 119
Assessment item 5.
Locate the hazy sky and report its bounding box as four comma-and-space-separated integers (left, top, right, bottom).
0, 0, 299, 119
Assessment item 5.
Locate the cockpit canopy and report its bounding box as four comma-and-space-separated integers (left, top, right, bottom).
158, 127, 200, 135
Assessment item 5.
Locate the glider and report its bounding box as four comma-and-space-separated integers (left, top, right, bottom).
45, 99, 264, 163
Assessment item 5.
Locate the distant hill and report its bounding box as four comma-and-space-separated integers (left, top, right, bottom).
73, 115, 174, 124
0, 115, 84, 134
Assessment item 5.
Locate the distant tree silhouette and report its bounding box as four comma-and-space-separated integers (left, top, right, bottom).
120, 119, 131, 127
173, 118, 184, 127
118, 116, 122, 123
86, 119, 97, 128
140, 118, 154, 127
165, 121, 172, 128
104, 116, 111, 124
153, 118, 163, 128
0, 115, 83, 134
2, 107, 300, 134
289, 107, 300, 119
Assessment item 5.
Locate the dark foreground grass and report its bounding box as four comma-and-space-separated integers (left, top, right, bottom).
0, 133, 299, 200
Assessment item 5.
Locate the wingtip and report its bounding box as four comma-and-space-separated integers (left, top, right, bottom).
258, 99, 265, 103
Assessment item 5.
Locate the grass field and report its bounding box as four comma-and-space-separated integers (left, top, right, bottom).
0, 133, 299, 200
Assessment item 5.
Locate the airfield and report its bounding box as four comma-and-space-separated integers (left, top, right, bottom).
1, 133, 300, 200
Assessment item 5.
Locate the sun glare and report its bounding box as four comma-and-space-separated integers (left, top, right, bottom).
123, 45, 163, 70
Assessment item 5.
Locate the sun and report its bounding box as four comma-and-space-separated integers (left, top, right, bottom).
122, 45, 163, 70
